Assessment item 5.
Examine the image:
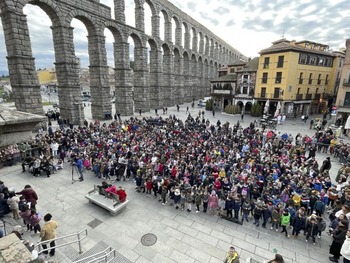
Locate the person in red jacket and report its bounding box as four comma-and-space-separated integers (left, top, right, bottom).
116, 186, 127, 203
16, 185, 38, 210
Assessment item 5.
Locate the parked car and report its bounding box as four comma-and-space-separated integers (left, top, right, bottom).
198, 100, 206, 107
198, 97, 211, 107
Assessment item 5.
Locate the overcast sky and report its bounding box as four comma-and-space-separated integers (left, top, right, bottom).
0, 0, 349, 76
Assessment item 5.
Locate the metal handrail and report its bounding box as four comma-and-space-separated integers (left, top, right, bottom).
36, 228, 88, 255
73, 247, 116, 263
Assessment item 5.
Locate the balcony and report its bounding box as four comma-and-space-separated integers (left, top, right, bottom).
306, 94, 312, 100
344, 79, 350, 87
296, 94, 303, 100
314, 94, 321, 100
257, 93, 269, 98
272, 93, 281, 99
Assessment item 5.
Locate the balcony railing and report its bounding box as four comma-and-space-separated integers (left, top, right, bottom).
257, 93, 269, 98
344, 79, 350, 87
296, 94, 303, 100
306, 94, 312, 100
314, 94, 321, 100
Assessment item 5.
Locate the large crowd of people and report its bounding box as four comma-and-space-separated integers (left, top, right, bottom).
2, 111, 350, 262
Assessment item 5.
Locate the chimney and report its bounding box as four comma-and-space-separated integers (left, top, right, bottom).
345, 39, 350, 65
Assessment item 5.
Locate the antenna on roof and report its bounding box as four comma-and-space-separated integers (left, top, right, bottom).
281, 30, 285, 39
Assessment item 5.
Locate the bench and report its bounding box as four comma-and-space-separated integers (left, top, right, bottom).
85, 186, 129, 216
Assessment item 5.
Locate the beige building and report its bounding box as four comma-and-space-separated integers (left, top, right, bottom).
335, 39, 350, 128
210, 58, 258, 112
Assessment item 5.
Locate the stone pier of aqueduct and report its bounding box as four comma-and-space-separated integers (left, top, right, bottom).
1, 0, 246, 124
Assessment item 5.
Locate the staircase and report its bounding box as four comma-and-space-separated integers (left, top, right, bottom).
71, 241, 131, 263
34, 229, 131, 263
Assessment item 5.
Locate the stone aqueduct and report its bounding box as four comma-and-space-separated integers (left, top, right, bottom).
1, 0, 246, 124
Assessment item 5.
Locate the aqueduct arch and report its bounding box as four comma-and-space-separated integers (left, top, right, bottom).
1, 0, 247, 124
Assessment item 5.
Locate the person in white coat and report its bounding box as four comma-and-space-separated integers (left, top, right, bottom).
341, 230, 350, 263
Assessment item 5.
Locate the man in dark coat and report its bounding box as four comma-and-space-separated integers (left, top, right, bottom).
320, 157, 332, 173
291, 212, 305, 238
0, 193, 10, 217
305, 217, 319, 245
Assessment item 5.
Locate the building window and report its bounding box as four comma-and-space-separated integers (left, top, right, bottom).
242, 74, 249, 83
277, 56, 284, 68
317, 74, 321, 85
261, 87, 266, 98
288, 85, 292, 92
318, 57, 324, 66
274, 88, 280, 99
230, 68, 235, 73
275, 72, 282, 84
243, 86, 248, 94
263, 57, 270, 69
325, 74, 329, 85
345, 92, 350, 106
262, 73, 268, 84
299, 72, 303, 84
309, 55, 317, 65
308, 73, 313, 85
299, 54, 307, 64
307, 88, 310, 94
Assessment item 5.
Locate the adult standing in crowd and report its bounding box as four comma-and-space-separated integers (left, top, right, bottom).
341, 229, 350, 263
16, 185, 38, 210
329, 219, 349, 262
75, 155, 84, 181
40, 213, 58, 257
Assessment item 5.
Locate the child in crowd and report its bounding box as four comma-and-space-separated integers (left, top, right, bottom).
7, 192, 20, 220
29, 209, 41, 234
218, 196, 226, 217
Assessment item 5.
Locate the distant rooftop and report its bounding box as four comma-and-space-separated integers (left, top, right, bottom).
260, 38, 336, 56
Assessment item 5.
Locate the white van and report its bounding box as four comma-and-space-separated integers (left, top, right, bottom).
198, 97, 211, 107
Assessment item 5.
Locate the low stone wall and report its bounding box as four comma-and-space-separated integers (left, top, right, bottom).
0, 233, 32, 262
0, 105, 46, 148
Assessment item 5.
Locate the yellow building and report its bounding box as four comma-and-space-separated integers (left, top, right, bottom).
37, 68, 57, 85
256, 39, 343, 117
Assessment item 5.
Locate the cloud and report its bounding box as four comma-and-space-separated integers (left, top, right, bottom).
199, 12, 219, 27
0, 0, 349, 76
213, 6, 230, 15
187, 2, 197, 11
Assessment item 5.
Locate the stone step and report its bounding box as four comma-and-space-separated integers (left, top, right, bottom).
69, 240, 132, 263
